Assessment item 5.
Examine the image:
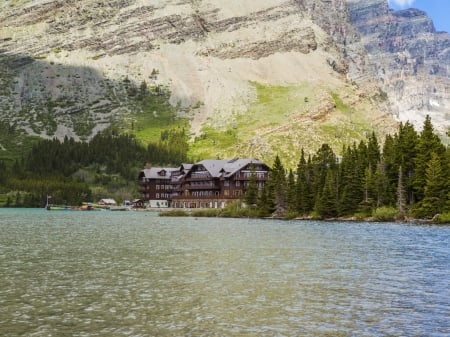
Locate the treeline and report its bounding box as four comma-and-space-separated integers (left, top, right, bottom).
0, 128, 189, 207
247, 116, 449, 220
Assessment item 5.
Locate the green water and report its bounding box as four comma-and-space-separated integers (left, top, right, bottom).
0, 208, 449, 336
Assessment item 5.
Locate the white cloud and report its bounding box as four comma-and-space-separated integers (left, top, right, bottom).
388, 0, 416, 8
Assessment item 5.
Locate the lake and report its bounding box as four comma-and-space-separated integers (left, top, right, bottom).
0, 208, 449, 336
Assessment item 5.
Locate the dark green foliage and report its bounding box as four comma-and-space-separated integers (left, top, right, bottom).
315, 169, 339, 218
1, 128, 189, 207
413, 115, 446, 202
263, 115, 448, 220
295, 150, 313, 215
244, 167, 258, 208
269, 155, 287, 217
2, 112, 448, 219
413, 152, 448, 218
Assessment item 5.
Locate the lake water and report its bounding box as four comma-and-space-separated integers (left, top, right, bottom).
0, 208, 449, 336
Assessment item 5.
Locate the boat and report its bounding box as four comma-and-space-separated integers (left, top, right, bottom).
46, 205, 71, 211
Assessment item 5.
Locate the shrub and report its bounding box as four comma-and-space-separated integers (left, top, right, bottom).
372, 207, 398, 222
159, 210, 190, 217
191, 209, 220, 217
433, 212, 450, 224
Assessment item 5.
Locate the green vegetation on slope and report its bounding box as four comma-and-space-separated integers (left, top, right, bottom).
189, 81, 390, 168
118, 81, 189, 145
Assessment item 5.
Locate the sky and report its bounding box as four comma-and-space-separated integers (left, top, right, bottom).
388, 0, 450, 33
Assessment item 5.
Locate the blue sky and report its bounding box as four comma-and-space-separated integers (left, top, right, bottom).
388, 0, 450, 33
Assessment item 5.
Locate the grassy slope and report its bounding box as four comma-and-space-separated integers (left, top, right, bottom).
189, 81, 390, 168
122, 90, 189, 145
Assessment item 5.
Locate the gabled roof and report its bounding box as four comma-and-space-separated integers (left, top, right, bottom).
99, 198, 117, 205
139, 167, 178, 180
180, 163, 193, 171
222, 158, 267, 177
191, 159, 267, 178
195, 159, 229, 178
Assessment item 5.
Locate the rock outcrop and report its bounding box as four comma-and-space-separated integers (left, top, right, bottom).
346, 0, 450, 135
1, 0, 447, 151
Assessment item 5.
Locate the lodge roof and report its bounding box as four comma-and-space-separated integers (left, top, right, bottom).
222, 158, 266, 177
139, 158, 268, 181
194, 158, 266, 178
196, 159, 229, 178
139, 167, 177, 180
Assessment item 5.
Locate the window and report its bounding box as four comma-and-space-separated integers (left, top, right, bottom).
235, 181, 241, 187
156, 185, 160, 190
156, 193, 160, 199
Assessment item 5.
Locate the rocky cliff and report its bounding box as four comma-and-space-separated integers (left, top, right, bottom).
347, 0, 450, 135
0, 0, 447, 163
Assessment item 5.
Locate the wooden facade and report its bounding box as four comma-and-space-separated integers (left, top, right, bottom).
138, 167, 176, 208
138, 159, 270, 208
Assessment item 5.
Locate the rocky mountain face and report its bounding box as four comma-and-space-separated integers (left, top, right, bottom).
347, 0, 450, 135
0, 0, 448, 160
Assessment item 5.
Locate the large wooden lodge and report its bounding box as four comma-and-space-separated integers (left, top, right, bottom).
138, 159, 270, 208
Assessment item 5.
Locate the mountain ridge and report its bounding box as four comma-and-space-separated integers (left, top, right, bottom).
0, 0, 448, 164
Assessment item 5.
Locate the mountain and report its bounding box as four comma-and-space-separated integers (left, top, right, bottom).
0, 0, 448, 166
347, 0, 450, 137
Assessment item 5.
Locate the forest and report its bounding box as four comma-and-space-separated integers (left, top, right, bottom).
251, 115, 449, 221
0, 115, 449, 221
0, 128, 188, 207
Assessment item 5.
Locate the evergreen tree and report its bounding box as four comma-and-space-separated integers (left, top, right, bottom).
414, 115, 445, 202
415, 152, 447, 218
397, 165, 407, 219
374, 161, 390, 207
338, 144, 362, 216
257, 185, 273, 217
381, 134, 398, 206
311, 144, 337, 208
367, 132, 381, 174
315, 169, 338, 218
395, 122, 419, 204
244, 167, 258, 208
270, 155, 287, 217
286, 169, 297, 213
295, 149, 312, 215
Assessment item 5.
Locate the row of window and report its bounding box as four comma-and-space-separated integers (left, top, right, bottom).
152, 181, 265, 189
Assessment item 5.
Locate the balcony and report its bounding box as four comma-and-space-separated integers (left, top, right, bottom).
187, 184, 220, 190
185, 172, 212, 181
234, 172, 269, 181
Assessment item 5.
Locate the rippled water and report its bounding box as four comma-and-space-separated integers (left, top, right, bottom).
0, 208, 449, 336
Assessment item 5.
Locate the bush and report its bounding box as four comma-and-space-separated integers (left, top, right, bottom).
191, 209, 220, 217
159, 210, 190, 217
433, 212, 450, 224
372, 207, 398, 222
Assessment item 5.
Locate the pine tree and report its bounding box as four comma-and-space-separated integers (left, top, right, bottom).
374, 161, 390, 207
244, 167, 258, 208
311, 144, 337, 208
338, 144, 362, 216
415, 152, 447, 218
381, 134, 398, 206
397, 165, 407, 219
414, 115, 445, 202
270, 155, 287, 217
286, 169, 297, 213
367, 132, 381, 174
315, 169, 338, 218
396, 122, 419, 204
295, 149, 312, 215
